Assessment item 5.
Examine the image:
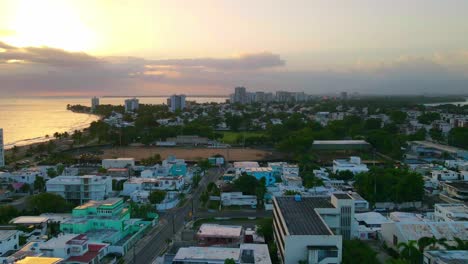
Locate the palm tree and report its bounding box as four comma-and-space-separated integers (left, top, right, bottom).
398, 241, 421, 264
417, 236, 438, 252
446, 237, 468, 250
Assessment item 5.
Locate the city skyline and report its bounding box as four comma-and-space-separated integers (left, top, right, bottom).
1, 0, 468, 96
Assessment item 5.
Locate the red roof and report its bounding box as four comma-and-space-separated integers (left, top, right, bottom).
88, 244, 106, 252
65, 244, 107, 263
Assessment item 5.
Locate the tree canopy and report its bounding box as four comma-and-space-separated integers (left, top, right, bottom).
343, 239, 379, 264
26, 193, 72, 214
354, 168, 424, 204
149, 190, 167, 204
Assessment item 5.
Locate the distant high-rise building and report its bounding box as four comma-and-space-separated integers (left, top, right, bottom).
169, 94, 186, 112
0, 128, 4, 167
255, 91, 265, 102
341, 91, 348, 100
276, 91, 294, 102
124, 98, 139, 112
233, 86, 248, 104
294, 92, 307, 102
91, 97, 100, 112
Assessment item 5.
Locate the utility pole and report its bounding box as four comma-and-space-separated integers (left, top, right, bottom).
172, 214, 176, 234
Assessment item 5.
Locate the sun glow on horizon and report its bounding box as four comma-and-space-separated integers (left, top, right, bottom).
3, 0, 96, 52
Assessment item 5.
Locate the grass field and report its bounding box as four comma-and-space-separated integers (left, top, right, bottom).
221, 131, 265, 144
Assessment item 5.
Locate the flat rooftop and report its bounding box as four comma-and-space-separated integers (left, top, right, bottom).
46, 175, 108, 184
75, 198, 122, 210
10, 216, 49, 225
197, 224, 243, 238
412, 141, 462, 154
395, 221, 468, 241
355, 212, 392, 225
443, 181, 468, 190
0, 230, 17, 240
173, 247, 240, 262
425, 250, 468, 264
240, 244, 272, 264
333, 193, 352, 200
234, 162, 260, 168
16, 257, 63, 264
274, 196, 333, 236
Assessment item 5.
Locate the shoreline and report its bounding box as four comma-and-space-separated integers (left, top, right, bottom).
4, 111, 101, 153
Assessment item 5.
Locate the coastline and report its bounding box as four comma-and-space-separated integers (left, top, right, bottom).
4, 111, 101, 156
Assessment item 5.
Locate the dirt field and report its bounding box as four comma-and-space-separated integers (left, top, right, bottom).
100, 147, 284, 162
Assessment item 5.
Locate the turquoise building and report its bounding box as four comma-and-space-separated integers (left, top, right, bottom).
163, 155, 187, 176
60, 198, 157, 255
245, 167, 276, 186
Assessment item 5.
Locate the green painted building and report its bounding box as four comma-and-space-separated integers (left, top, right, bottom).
60, 198, 158, 255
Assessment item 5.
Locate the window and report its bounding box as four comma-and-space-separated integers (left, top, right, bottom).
393, 235, 398, 246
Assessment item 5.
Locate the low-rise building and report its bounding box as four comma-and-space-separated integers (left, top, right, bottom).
245, 167, 275, 186
234, 162, 260, 175
46, 175, 112, 204
8, 234, 109, 264
60, 198, 155, 255
332, 156, 369, 174
0, 230, 19, 258
434, 203, 468, 222
121, 176, 184, 196
440, 181, 468, 203
423, 250, 468, 264
431, 169, 461, 183
171, 244, 271, 264
221, 192, 257, 208
355, 212, 392, 240
102, 158, 135, 169
273, 193, 357, 264
196, 224, 243, 246
381, 221, 468, 250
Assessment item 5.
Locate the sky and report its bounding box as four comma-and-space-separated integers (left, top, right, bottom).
1, 0, 468, 96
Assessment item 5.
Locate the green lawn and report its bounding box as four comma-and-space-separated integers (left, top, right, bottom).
221, 131, 265, 144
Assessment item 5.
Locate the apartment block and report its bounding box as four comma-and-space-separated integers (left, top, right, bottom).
46, 175, 112, 204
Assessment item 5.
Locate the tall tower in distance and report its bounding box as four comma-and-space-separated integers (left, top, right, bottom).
169, 94, 186, 112
124, 98, 140, 112
91, 97, 100, 112
233, 86, 247, 104
0, 128, 5, 167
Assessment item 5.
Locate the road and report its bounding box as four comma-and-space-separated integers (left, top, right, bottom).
124, 167, 223, 264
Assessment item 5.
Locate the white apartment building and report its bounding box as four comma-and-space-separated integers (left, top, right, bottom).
0, 230, 19, 257
124, 98, 139, 112
102, 158, 135, 169
121, 176, 184, 196
431, 169, 462, 183
332, 156, 369, 174
169, 94, 186, 112
0, 128, 4, 167
46, 175, 112, 204
273, 193, 357, 264
434, 203, 468, 222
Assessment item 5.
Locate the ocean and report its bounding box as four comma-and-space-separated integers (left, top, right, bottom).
0, 96, 227, 148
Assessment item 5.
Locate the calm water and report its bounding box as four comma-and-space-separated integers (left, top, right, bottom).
0, 96, 227, 148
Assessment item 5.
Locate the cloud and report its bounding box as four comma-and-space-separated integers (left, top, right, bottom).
0, 41, 467, 96
146, 52, 285, 70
